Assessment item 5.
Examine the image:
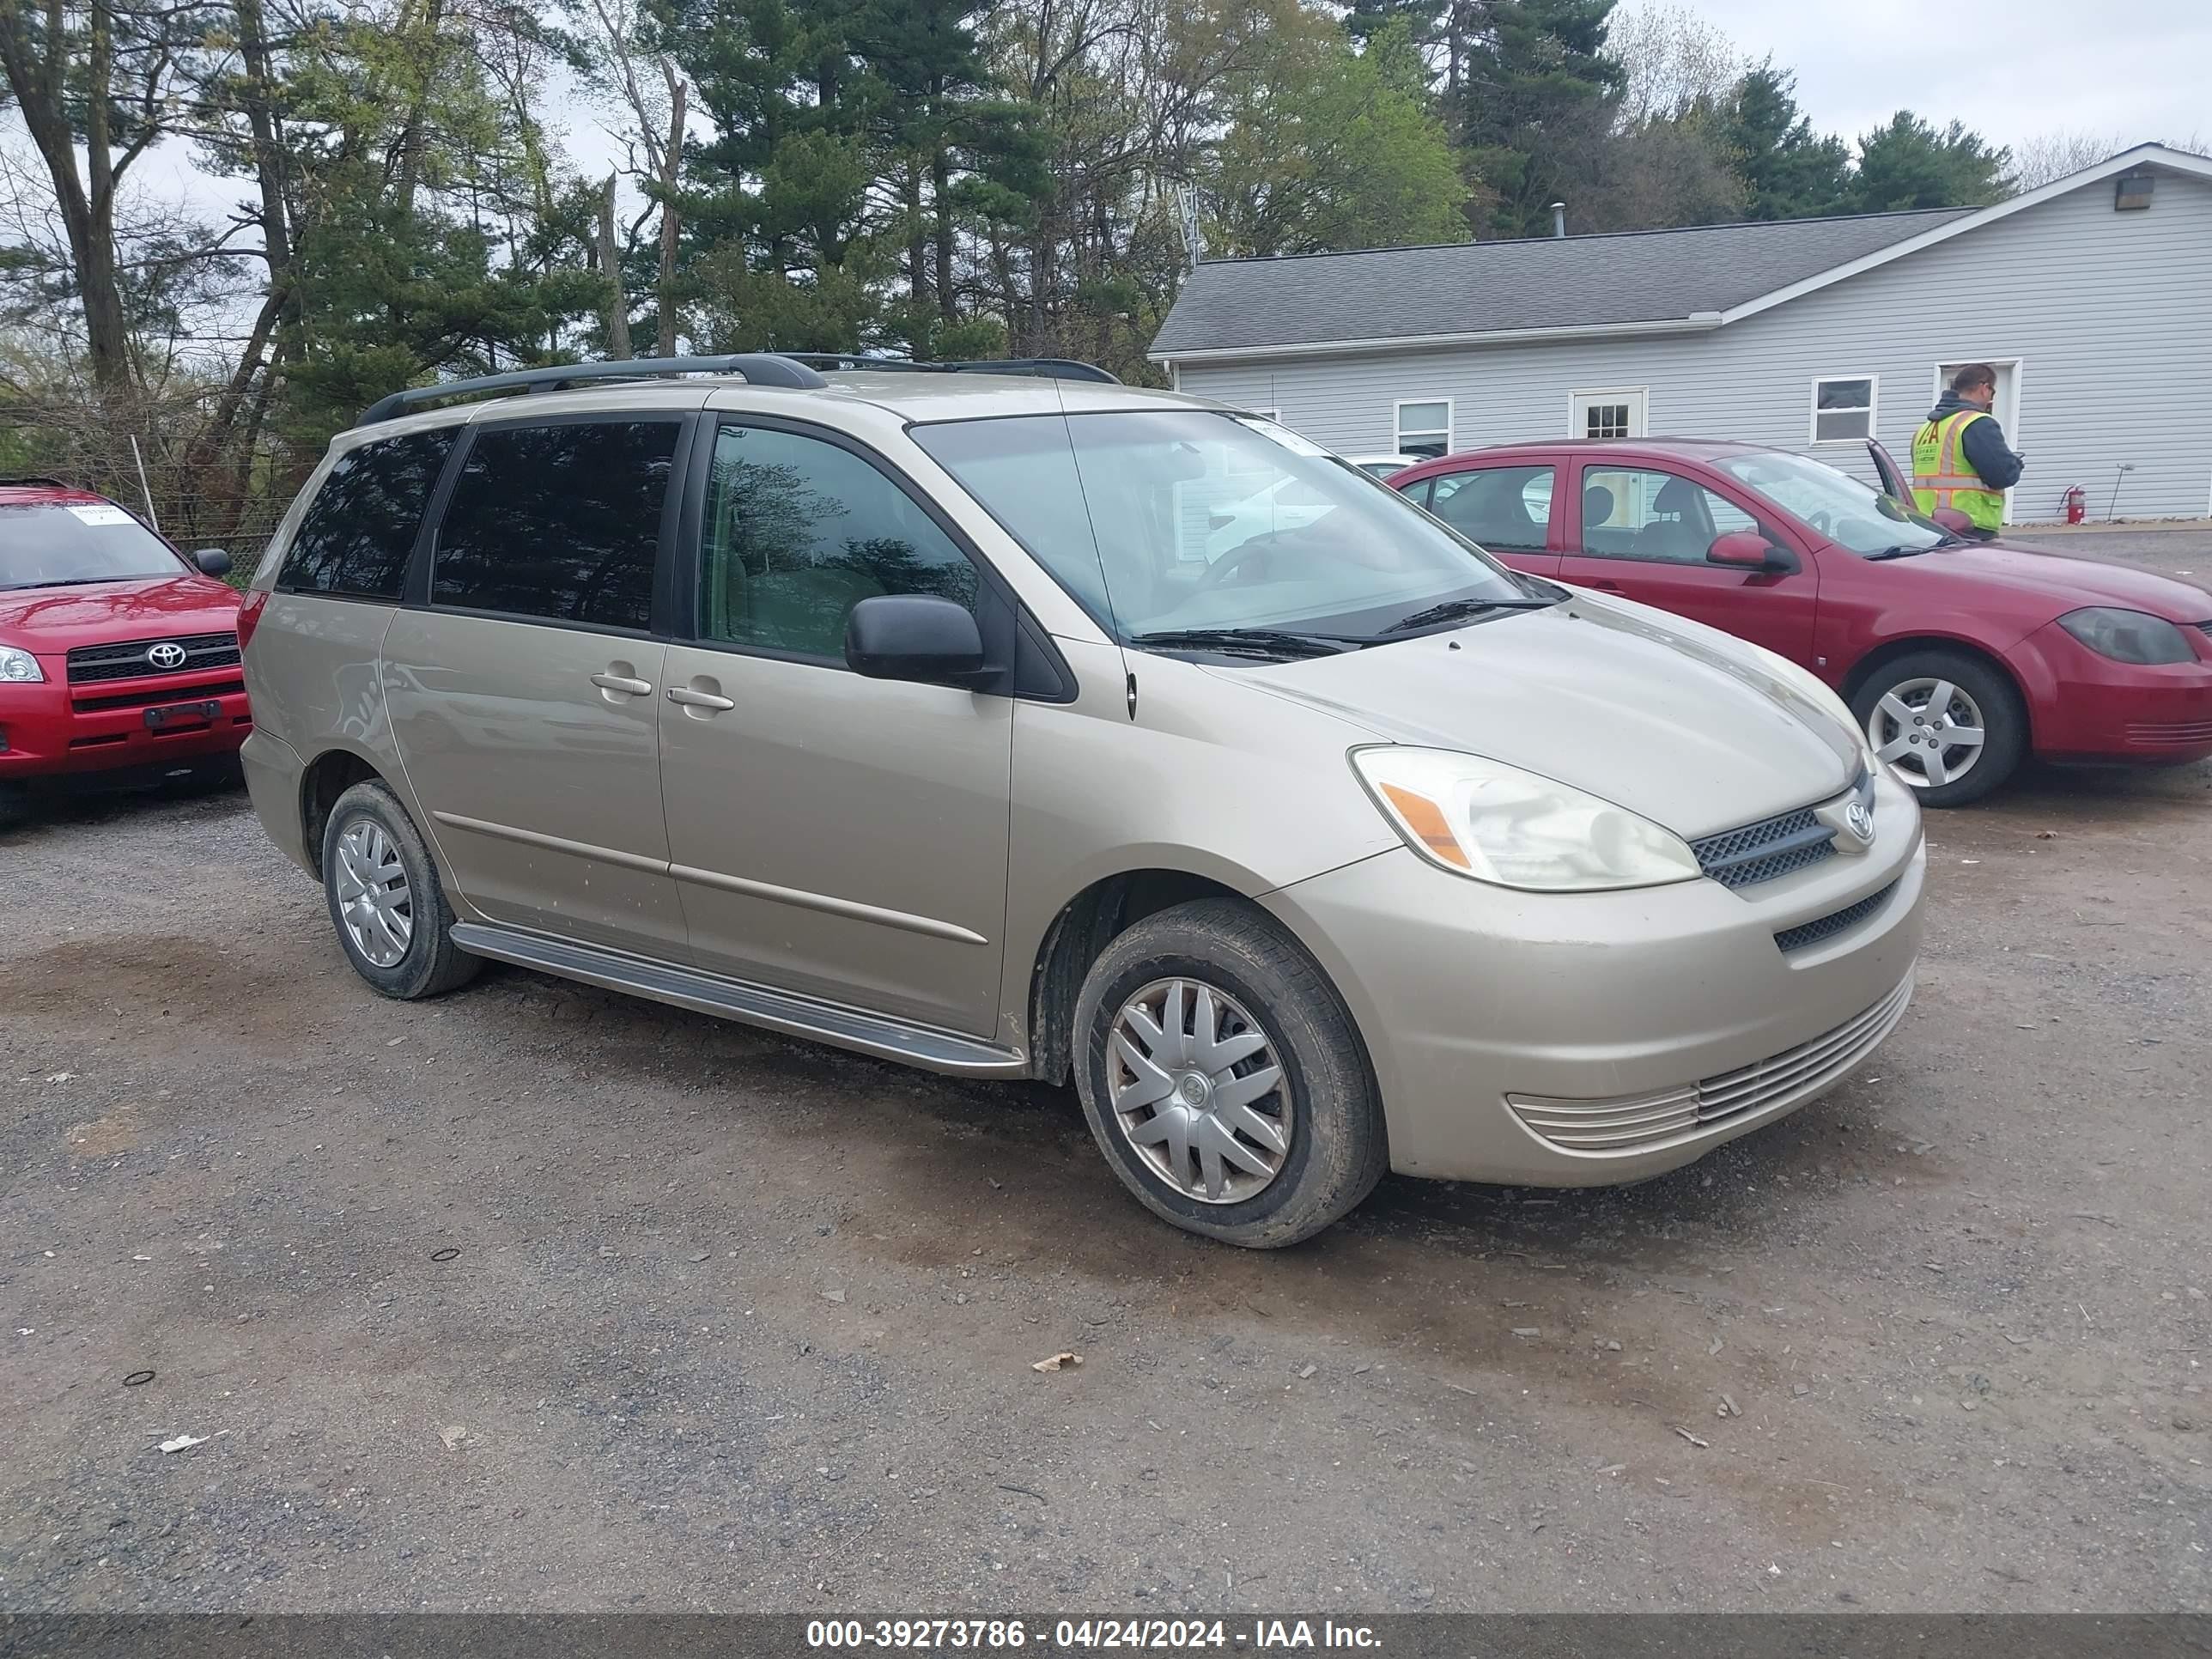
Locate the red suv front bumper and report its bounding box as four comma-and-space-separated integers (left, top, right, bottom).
0, 634, 251, 788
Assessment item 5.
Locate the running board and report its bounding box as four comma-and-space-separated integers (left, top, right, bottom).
448, 922, 1029, 1077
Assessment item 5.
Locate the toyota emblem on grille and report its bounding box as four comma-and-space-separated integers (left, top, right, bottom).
1844, 800, 1875, 842
147, 641, 187, 670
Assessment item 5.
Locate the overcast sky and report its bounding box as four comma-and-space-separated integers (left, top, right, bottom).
1693, 0, 2209, 152
94, 0, 2212, 237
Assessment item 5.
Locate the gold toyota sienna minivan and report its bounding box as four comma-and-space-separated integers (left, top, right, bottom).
240, 354, 1925, 1247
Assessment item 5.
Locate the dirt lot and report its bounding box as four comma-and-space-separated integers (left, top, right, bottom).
3, 751, 2209, 1613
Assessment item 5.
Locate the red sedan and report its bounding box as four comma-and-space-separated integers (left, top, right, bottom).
1, 478, 250, 810
1390, 438, 2212, 805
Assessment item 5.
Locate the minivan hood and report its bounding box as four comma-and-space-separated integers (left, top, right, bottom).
1223, 597, 1860, 840
0, 572, 240, 648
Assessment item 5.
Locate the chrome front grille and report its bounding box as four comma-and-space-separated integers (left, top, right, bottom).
1508, 975, 1914, 1154
1690, 767, 1872, 890
65, 631, 240, 684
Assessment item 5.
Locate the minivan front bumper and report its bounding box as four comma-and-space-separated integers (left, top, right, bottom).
1262, 771, 1925, 1186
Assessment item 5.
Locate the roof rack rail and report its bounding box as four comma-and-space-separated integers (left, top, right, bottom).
0, 475, 78, 490
784, 354, 1121, 385
352, 353, 830, 427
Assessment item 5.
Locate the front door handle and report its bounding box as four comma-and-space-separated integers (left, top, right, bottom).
1589, 578, 1624, 592
590, 670, 654, 696
666, 684, 736, 713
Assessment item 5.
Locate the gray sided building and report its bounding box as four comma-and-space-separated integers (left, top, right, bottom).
1152, 145, 2212, 525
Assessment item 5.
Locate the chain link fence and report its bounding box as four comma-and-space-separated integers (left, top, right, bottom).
3, 392, 313, 586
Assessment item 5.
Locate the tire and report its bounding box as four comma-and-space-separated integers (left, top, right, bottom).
320, 779, 482, 999
1850, 647, 2027, 808
1071, 897, 1386, 1249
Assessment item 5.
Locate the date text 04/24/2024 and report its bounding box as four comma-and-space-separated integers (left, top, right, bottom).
805, 1620, 1382, 1650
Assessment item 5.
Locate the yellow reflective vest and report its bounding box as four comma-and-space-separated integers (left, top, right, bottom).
1911, 410, 2005, 532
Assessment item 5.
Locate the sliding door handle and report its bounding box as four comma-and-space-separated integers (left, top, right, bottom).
590, 672, 654, 696
666, 684, 736, 712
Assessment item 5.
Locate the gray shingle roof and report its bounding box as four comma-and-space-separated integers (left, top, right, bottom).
1151, 210, 1972, 358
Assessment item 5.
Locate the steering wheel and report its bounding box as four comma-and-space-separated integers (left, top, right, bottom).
1194, 537, 1281, 592
1803, 508, 1835, 537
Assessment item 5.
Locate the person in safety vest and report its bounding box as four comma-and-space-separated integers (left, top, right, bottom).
1911, 363, 2024, 538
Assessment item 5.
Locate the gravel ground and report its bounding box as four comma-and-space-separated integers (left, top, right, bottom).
2, 759, 2208, 1614
2003, 526, 2212, 592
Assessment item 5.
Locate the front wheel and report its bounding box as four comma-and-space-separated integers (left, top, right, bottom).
1071, 898, 1386, 1248
320, 779, 482, 999
1850, 649, 2026, 807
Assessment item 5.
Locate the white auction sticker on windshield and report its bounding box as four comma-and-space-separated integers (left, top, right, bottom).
66, 503, 136, 526
1231, 416, 1330, 459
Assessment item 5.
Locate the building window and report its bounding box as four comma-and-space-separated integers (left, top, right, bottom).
1583, 401, 1632, 439
1395, 399, 1451, 459
1810, 376, 1876, 442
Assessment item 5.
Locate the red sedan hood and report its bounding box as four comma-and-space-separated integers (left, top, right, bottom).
0, 573, 241, 649
1918, 541, 2212, 622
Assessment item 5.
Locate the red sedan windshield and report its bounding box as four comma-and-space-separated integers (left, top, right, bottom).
2, 502, 183, 589
1715, 451, 1948, 557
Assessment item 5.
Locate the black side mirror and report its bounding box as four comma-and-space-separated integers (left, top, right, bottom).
845, 594, 988, 686
193, 548, 233, 577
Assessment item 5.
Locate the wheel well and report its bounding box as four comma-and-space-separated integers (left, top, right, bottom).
1842, 636, 2027, 719
1024, 870, 1246, 1085
299, 750, 383, 878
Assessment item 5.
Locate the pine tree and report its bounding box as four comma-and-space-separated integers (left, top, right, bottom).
1850, 112, 2013, 211
1723, 62, 1852, 220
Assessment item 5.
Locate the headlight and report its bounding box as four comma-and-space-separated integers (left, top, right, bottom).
1352, 747, 1701, 891
0, 645, 45, 683
2057, 607, 2196, 665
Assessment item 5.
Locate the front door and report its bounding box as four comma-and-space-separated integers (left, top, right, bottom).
1556, 461, 1820, 662
385, 416, 690, 957
656, 418, 1013, 1038
1570, 388, 1647, 441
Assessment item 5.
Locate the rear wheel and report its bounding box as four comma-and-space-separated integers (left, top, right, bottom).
1071, 898, 1386, 1248
320, 780, 482, 999
1850, 649, 2025, 807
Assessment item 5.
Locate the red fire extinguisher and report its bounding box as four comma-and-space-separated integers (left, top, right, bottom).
2063, 484, 2087, 524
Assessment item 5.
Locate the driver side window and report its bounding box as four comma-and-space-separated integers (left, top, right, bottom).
700, 424, 980, 659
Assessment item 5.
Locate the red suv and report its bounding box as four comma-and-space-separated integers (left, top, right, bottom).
1392, 439, 2212, 805
0, 478, 250, 808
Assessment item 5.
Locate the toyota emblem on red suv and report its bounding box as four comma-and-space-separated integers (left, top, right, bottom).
147, 641, 187, 670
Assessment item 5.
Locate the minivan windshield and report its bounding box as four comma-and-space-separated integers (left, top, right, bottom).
1714, 450, 1949, 557
1, 502, 184, 589
912, 410, 1545, 645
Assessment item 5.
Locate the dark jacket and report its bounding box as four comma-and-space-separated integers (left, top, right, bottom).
1923, 393, 2025, 490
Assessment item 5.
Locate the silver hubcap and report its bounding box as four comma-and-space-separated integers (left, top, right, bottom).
1106, 978, 1292, 1205
1868, 676, 1988, 790
333, 818, 413, 968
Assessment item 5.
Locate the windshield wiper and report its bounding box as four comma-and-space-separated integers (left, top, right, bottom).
1864, 544, 1940, 562
1382, 595, 1556, 635
1127, 627, 1359, 659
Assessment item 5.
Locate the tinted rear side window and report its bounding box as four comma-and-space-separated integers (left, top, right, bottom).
279, 429, 454, 599
432, 421, 678, 630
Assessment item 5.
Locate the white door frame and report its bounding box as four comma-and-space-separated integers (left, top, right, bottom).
1568, 386, 1649, 441
1931, 357, 2025, 523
